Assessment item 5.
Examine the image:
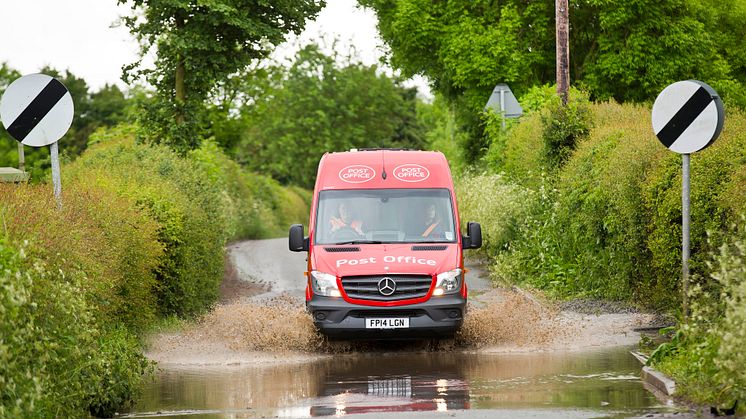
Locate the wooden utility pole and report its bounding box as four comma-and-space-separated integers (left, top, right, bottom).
175, 13, 186, 124
556, 0, 570, 105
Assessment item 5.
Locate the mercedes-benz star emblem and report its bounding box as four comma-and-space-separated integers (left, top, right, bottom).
377, 277, 396, 296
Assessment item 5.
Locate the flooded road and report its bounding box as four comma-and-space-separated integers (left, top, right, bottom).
127, 347, 678, 418
138, 239, 679, 417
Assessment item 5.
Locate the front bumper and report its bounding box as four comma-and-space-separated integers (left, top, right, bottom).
307, 294, 466, 339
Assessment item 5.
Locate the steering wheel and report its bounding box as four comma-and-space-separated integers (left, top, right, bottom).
330, 226, 362, 242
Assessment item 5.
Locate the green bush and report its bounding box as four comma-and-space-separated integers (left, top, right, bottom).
652, 222, 746, 412
542, 102, 662, 300
483, 101, 746, 305
0, 238, 149, 417
85, 326, 153, 418
491, 103, 661, 299
67, 126, 225, 318
642, 110, 746, 307
540, 92, 592, 167
715, 223, 746, 409
485, 87, 590, 188
66, 125, 311, 318
485, 108, 545, 187
0, 183, 162, 331
418, 97, 468, 174
189, 138, 310, 239
1, 123, 312, 416
455, 171, 535, 260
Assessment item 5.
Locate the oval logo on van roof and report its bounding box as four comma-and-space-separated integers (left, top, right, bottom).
393, 164, 430, 182
339, 165, 376, 183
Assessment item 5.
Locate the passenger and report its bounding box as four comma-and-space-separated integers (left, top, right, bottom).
421, 203, 444, 238
330, 202, 364, 235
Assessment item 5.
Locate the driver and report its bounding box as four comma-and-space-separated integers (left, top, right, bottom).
421, 203, 444, 238
330, 202, 364, 235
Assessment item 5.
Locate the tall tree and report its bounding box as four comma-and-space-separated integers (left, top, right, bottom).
234, 44, 426, 188
119, 0, 326, 152
359, 0, 746, 161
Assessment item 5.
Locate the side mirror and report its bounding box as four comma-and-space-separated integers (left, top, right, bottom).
289, 224, 309, 252
462, 221, 482, 250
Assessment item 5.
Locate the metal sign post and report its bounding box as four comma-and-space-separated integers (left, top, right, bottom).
652, 80, 724, 316
50, 142, 62, 205
681, 153, 691, 312
18, 143, 25, 172
0, 74, 74, 208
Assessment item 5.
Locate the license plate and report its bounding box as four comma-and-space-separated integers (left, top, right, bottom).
365, 317, 409, 329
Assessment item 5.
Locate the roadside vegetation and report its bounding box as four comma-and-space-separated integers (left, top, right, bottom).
453, 93, 746, 410
0, 125, 308, 416
650, 223, 746, 409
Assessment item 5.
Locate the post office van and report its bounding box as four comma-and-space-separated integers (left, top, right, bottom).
289, 149, 481, 338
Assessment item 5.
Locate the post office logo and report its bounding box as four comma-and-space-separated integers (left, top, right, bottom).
393, 164, 430, 182
339, 165, 376, 183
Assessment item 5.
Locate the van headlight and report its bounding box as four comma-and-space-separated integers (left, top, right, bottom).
311, 271, 341, 297
434, 268, 462, 295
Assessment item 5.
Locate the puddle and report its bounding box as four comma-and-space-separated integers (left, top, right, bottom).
125, 347, 680, 418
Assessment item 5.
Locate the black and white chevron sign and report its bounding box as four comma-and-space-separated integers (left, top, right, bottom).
0, 74, 74, 148
652, 80, 724, 154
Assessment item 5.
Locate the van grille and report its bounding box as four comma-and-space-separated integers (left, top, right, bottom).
341, 275, 432, 301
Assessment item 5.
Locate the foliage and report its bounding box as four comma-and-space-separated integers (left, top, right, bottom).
0, 238, 150, 417
360, 0, 746, 161
455, 171, 535, 260
1, 120, 311, 416
540, 93, 593, 167
85, 327, 154, 418
189, 139, 310, 239
479, 100, 746, 305
483, 106, 545, 188
66, 125, 228, 318
652, 222, 746, 412
119, 0, 325, 152
0, 183, 162, 331
65, 124, 309, 318
642, 110, 746, 307
234, 44, 426, 188
417, 96, 468, 173
581, 0, 744, 105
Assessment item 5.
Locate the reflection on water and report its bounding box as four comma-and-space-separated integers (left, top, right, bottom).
126, 347, 677, 417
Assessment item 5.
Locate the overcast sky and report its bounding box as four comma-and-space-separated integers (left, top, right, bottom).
0, 0, 429, 95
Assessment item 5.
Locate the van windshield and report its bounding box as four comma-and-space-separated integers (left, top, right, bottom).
315, 189, 457, 245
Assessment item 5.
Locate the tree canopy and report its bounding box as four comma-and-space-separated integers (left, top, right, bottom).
119, 0, 326, 152
359, 0, 746, 160
232, 44, 426, 188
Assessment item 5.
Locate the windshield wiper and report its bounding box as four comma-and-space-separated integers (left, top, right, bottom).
332, 240, 384, 245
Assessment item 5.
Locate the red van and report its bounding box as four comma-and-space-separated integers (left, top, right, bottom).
289, 149, 481, 338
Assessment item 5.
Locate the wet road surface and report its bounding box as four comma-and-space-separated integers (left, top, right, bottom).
133, 239, 682, 418
126, 347, 680, 418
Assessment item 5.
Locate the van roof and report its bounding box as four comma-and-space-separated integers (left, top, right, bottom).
315, 149, 454, 190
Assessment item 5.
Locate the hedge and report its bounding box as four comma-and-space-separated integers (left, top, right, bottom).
1, 123, 310, 416
471, 100, 746, 307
